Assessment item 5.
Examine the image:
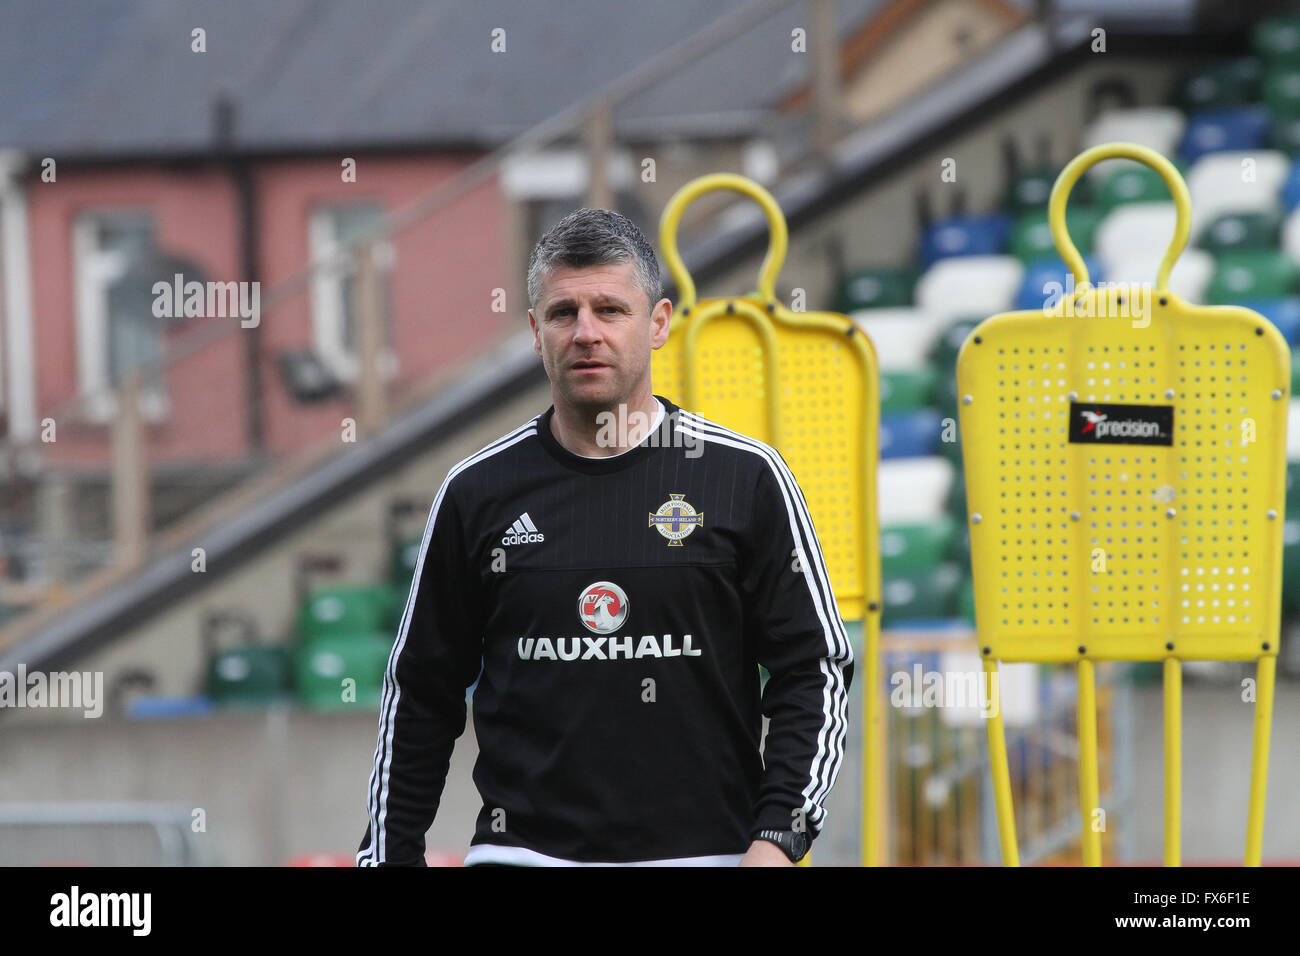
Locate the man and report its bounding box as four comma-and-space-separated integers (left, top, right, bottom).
357, 208, 853, 867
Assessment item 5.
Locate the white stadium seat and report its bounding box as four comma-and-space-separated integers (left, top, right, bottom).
1185, 150, 1289, 240
1279, 204, 1300, 261
1104, 248, 1215, 302
914, 255, 1024, 320
1082, 107, 1187, 180
1094, 202, 1179, 269
851, 307, 949, 370
877, 456, 953, 525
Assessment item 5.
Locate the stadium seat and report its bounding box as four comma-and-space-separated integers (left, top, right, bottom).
881, 563, 963, 627
1004, 166, 1092, 214
880, 366, 939, 413
880, 409, 943, 459
1178, 107, 1271, 164
294, 633, 393, 709
918, 212, 1013, 267
834, 266, 918, 311
1095, 202, 1178, 270
1283, 159, 1300, 209
914, 255, 1024, 320
206, 643, 293, 707
929, 316, 983, 419
1289, 399, 1300, 459
1196, 210, 1283, 254
879, 457, 954, 525
1205, 250, 1300, 304
851, 307, 949, 369
1173, 58, 1260, 113
881, 516, 958, 577
1081, 108, 1186, 166
1277, 203, 1300, 260
390, 535, 423, 593
297, 584, 401, 643
1254, 16, 1300, 65
1267, 113, 1300, 155
1185, 150, 1289, 237
1263, 65, 1300, 118
1095, 158, 1188, 209
1106, 248, 1215, 303
1010, 206, 1103, 262
956, 576, 976, 625
1014, 256, 1106, 313
1238, 298, 1300, 344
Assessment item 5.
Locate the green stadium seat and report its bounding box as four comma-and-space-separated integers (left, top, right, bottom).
1174, 58, 1260, 112
1097, 161, 1187, 209
296, 584, 400, 643
957, 576, 976, 625
834, 267, 918, 311
206, 643, 293, 706
945, 469, 966, 518
1264, 66, 1300, 118
881, 564, 962, 627
294, 633, 393, 710
1196, 210, 1283, 255
1255, 17, 1300, 65
391, 536, 423, 590
1270, 113, 1300, 154
880, 367, 938, 413
1283, 513, 1300, 613
881, 517, 958, 577
1010, 206, 1102, 262
1205, 251, 1300, 304
1004, 167, 1093, 214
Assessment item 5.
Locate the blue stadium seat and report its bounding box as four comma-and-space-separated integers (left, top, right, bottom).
1014, 256, 1106, 312
1283, 159, 1300, 210
880, 409, 943, 459
918, 213, 1013, 267
1178, 107, 1271, 163
1239, 297, 1300, 344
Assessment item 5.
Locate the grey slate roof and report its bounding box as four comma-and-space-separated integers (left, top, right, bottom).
0, 0, 881, 158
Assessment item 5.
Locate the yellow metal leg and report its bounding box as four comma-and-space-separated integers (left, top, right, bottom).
1245, 654, 1276, 867
862, 617, 882, 866
1163, 657, 1181, 867
983, 658, 1019, 865
1077, 659, 1102, 866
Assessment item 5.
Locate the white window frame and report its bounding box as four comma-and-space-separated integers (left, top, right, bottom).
307, 205, 398, 385
71, 211, 169, 424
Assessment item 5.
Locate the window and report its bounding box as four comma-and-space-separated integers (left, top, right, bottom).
308, 203, 397, 384
71, 211, 168, 422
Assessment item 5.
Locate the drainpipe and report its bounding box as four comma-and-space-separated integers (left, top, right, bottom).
213, 95, 266, 458
0, 149, 37, 447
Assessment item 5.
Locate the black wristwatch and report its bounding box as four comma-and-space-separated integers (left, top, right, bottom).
754, 828, 808, 863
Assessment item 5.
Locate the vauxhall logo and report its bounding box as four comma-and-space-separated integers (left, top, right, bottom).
1068, 402, 1174, 447
514, 580, 703, 661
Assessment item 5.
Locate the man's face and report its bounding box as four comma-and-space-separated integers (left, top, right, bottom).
528, 260, 671, 412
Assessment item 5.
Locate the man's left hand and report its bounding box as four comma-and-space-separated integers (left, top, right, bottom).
738, 839, 795, 866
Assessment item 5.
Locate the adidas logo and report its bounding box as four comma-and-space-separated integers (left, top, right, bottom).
501, 512, 545, 546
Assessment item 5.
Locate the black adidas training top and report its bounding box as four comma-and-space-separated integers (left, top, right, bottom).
357, 395, 854, 865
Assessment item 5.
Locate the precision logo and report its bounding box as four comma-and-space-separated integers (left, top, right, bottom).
1069, 402, 1173, 447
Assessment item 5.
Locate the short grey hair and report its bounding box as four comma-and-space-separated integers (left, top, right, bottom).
526, 208, 663, 311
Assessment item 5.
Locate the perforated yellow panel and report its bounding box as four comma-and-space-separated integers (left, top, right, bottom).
656, 173, 886, 866
652, 301, 877, 617
957, 296, 1289, 663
